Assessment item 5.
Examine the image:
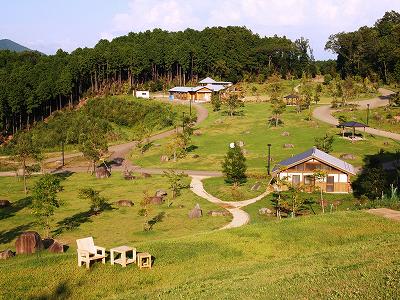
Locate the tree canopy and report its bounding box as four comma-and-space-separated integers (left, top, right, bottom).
0, 26, 315, 138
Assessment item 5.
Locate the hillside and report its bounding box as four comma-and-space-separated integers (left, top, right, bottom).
0, 39, 31, 52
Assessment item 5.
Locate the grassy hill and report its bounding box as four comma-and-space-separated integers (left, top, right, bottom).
0, 39, 32, 52
0, 211, 399, 299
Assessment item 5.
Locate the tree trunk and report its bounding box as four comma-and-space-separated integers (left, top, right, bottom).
61, 141, 65, 166
23, 159, 27, 194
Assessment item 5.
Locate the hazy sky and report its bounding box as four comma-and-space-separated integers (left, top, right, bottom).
1, 0, 400, 59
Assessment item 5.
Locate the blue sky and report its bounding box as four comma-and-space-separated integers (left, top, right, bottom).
1, 0, 400, 59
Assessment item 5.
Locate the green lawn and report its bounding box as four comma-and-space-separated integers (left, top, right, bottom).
1, 211, 399, 299
334, 106, 400, 133
132, 103, 399, 171
202, 176, 269, 202
0, 173, 230, 250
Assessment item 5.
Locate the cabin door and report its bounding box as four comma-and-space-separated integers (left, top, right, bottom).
326, 176, 334, 192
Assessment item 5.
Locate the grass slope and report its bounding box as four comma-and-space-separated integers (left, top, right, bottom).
0, 212, 399, 299
132, 103, 399, 171
0, 173, 229, 250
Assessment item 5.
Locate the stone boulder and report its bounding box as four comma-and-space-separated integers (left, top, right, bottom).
141, 172, 152, 178
155, 189, 168, 197
193, 130, 202, 136
192, 154, 200, 159
259, 207, 273, 215
281, 131, 290, 136
283, 144, 294, 148
149, 196, 164, 205
48, 240, 65, 253
15, 231, 44, 254
340, 153, 356, 160
237, 141, 245, 147
160, 155, 169, 162
0, 200, 11, 208
207, 210, 230, 217
188, 203, 202, 219
115, 200, 134, 207
95, 166, 111, 179
0, 249, 15, 260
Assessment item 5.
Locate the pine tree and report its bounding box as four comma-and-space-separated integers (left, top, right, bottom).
222, 143, 247, 184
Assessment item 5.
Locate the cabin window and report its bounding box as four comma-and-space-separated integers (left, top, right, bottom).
304, 175, 315, 185
292, 175, 300, 186
326, 176, 335, 192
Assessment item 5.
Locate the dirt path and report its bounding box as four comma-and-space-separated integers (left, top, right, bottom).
190, 175, 269, 229
312, 88, 400, 141
367, 208, 400, 221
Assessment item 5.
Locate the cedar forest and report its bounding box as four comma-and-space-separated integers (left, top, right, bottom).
0, 11, 400, 137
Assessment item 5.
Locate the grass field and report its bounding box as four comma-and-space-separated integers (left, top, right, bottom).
132, 103, 399, 172
202, 176, 269, 202
0, 173, 230, 250
334, 106, 400, 133
1, 211, 399, 299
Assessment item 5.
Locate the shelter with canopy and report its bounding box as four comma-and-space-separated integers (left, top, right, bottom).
338, 121, 368, 139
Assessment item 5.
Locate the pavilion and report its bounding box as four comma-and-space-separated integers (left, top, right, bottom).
283, 94, 299, 106
338, 121, 368, 139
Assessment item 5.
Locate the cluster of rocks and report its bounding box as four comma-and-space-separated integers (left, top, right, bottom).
1, 231, 66, 260
340, 153, 356, 160
259, 207, 273, 215
283, 144, 294, 149
281, 131, 290, 136
150, 189, 168, 205
207, 210, 230, 217
96, 166, 111, 178
115, 200, 134, 207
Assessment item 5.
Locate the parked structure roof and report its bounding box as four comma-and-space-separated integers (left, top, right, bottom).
272, 147, 356, 175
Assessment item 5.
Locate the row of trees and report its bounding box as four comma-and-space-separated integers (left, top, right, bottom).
0, 26, 315, 137
326, 11, 400, 83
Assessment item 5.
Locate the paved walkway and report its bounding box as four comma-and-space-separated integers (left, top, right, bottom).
367, 208, 400, 221
190, 175, 269, 229
312, 88, 400, 141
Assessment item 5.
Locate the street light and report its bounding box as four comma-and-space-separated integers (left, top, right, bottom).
182, 112, 185, 132
189, 98, 192, 116
267, 144, 272, 175
366, 103, 370, 126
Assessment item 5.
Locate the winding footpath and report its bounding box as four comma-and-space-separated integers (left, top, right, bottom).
312, 88, 400, 141
190, 176, 269, 229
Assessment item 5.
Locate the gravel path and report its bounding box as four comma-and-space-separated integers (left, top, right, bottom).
190, 175, 269, 229
312, 88, 400, 141
367, 208, 400, 221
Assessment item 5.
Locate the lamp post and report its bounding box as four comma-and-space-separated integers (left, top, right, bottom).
189, 98, 192, 116
366, 103, 370, 126
267, 144, 272, 175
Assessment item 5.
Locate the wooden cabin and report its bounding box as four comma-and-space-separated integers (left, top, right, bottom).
272, 147, 356, 193
168, 77, 232, 102
168, 86, 213, 101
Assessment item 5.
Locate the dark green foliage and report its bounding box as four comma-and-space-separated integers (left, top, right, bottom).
222, 143, 247, 184
314, 134, 334, 153
326, 11, 400, 83
0, 27, 315, 137
211, 93, 221, 111
79, 188, 111, 214
31, 174, 63, 237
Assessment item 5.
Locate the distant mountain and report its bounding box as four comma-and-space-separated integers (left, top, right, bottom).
0, 39, 32, 52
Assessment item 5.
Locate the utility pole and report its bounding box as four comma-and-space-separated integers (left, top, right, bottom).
267, 144, 272, 175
